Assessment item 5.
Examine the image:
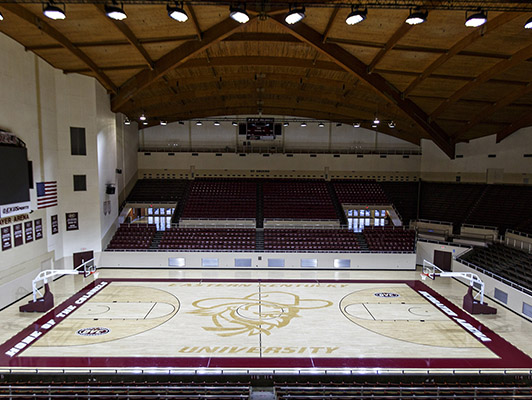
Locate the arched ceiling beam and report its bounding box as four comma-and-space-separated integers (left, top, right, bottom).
453, 82, 532, 139
431, 42, 532, 118
322, 6, 339, 43
123, 75, 365, 110
403, 12, 521, 96
269, 15, 454, 158
368, 23, 413, 74
185, 3, 202, 40
111, 16, 253, 111
496, 110, 532, 143
130, 87, 383, 118
1, 3, 117, 94
93, 4, 154, 70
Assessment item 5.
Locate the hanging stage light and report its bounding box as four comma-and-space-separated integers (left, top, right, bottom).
285, 6, 305, 24
167, 2, 188, 22
43, 3, 66, 20
465, 9, 487, 27
405, 8, 428, 25
345, 6, 367, 26
230, 5, 249, 24
105, 2, 127, 21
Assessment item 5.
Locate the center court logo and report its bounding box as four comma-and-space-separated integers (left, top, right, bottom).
76, 327, 110, 336
190, 291, 332, 337
374, 292, 400, 298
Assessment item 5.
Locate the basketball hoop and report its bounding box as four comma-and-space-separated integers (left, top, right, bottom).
420, 273, 428, 281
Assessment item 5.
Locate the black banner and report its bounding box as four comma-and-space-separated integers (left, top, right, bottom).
66, 212, 79, 231
1, 226, 11, 251
51, 215, 58, 235
25, 220, 33, 243
13, 223, 23, 247
35, 218, 43, 240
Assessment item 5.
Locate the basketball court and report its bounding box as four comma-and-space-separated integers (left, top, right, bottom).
1, 271, 532, 374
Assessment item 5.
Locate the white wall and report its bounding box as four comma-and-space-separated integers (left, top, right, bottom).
99, 250, 416, 270
0, 33, 135, 309
420, 129, 532, 183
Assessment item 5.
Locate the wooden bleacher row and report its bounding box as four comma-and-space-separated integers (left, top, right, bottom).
107, 227, 416, 253
107, 224, 157, 250
126, 178, 532, 234
458, 243, 532, 290
363, 226, 416, 252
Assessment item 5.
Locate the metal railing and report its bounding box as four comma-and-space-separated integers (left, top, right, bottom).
455, 259, 532, 297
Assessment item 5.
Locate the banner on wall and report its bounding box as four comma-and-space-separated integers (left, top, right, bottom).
25, 220, 33, 243
1, 226, 11, 251
35, 218, 43, 240
51, 215, 58, 235
13, 223, 23, 247
0, 202, 31, 219
66, 212, 79, 231
36, 181, 58, 209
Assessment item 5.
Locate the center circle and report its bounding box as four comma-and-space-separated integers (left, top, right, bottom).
236, 303, 286, 321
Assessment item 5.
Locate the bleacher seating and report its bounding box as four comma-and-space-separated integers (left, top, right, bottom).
274, 378, 532, 400
465, 185, 532, 234
458, 243, 532, 290
333, 180, 389, 205
419, 182, 486, 226
107, 224, 157, 250
263, 180, 337, 220
362, 226, 416, 252
159, 228, 256, 251
264, 229, 360, 251
380, 182, 419, 225
0, 377, 251, 399
181, 179, 257, 219
127, 179, 188, 203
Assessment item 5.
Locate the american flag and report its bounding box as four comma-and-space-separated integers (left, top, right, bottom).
36, 181, 58, 209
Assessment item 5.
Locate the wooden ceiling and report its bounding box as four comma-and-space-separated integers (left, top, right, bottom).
1, 1, 532, 157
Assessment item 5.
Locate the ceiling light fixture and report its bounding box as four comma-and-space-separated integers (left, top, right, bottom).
285, 6, 305, 24
124, 118, 131, 126
300, 122, 307, 127
465, 9, 487, 27
405, 8, 428, 25
142, 121, 148, 126
388, 121, 396, 129
105, 2, 127, 21
230, 5, 249, 24
167, 2, 188, 22
336, 123, 342, 127
139, 113, 146, 121
353, 122, 361, 128
214, 121, 220, 126
0, 11, 4, 21
373, 115, 380, 124
318, 122, 325, 128
232, 121, 238, 126
160, 120, 167, 126
43, 2, 66, 20
345, 6, 367, 26
283, 122, 289, 127
371, 123, 377, 128
525, 17, 532, 29
196, 121, 202, 126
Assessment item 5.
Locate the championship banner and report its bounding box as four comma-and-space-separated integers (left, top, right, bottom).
35, 218, 43, 240
51, 215, 59, 235
1, 226, 11, 251
13, 223, 23, 247
24, 221, 33, 243
66, 212, 79, 231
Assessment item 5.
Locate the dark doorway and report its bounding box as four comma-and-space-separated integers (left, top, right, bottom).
433, 250, 452, 272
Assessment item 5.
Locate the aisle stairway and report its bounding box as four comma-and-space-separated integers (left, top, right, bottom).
326, 181, 348, 227
150, 231, 163, 249
255, 228, 264, 251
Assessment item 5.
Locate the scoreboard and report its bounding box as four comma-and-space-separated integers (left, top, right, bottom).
241, 118, 281, 140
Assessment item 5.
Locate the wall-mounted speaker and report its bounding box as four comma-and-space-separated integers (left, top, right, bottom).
106, 184, 116, 195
